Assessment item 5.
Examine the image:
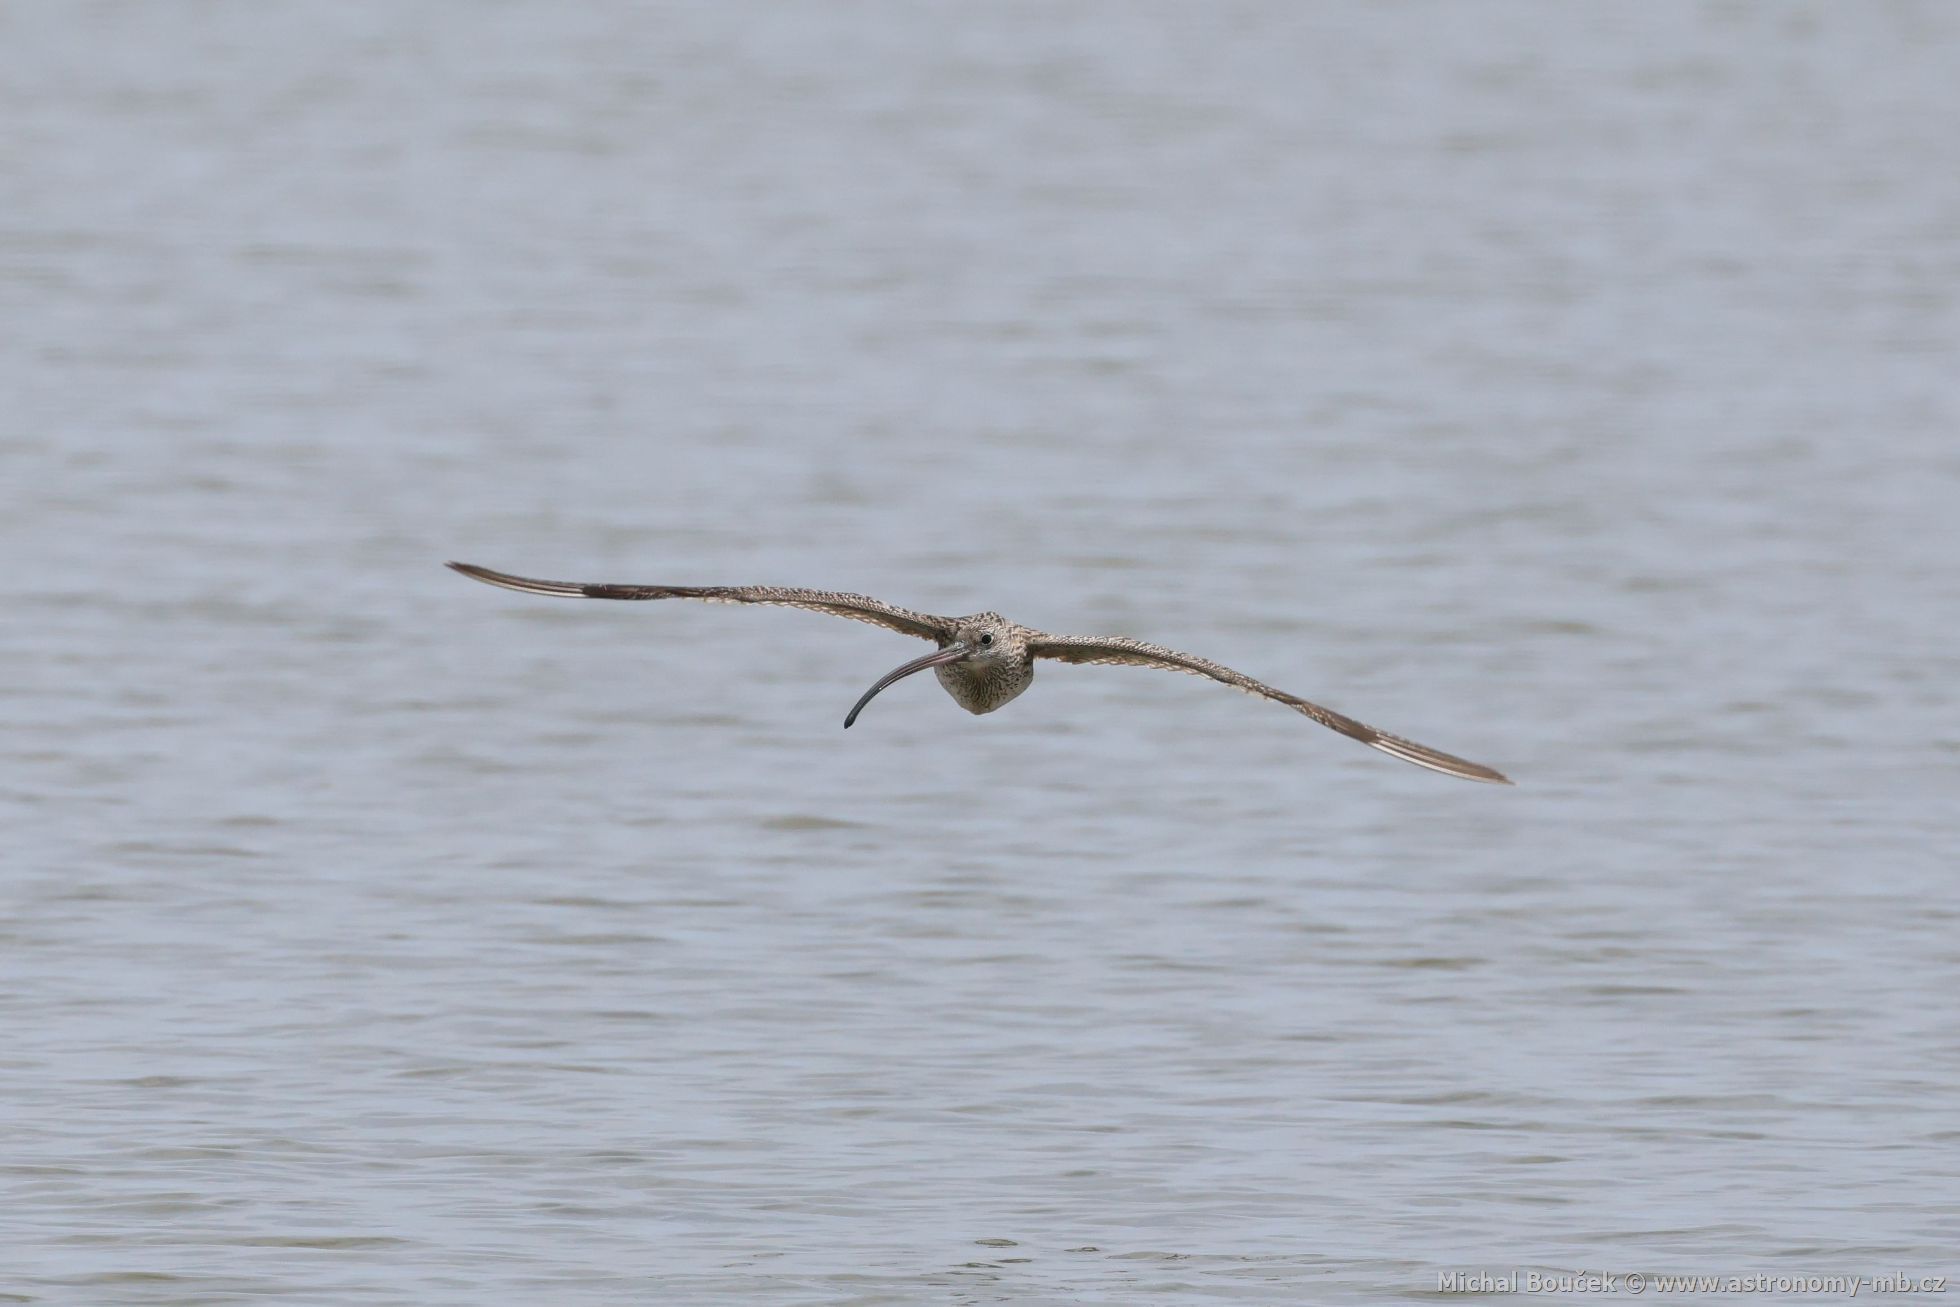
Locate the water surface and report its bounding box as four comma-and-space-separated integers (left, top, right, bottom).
3, 3, 1957, 1302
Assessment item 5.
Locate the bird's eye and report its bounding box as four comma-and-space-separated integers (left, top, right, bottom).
979, 633, 993, 646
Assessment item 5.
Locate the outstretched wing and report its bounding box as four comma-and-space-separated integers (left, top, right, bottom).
447, 562, 955, 641
1028, 633, 1511, 784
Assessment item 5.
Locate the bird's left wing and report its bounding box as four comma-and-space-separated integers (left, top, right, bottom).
1027, 633, 1511, 784
448, 562, 955, 641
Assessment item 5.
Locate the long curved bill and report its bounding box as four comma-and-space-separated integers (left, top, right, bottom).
843, 644, 968, 728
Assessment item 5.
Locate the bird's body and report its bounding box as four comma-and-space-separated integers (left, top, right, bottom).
927, 614, 1036, 716
447, 561, 1512, 785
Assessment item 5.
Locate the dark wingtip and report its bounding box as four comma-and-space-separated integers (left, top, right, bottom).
1459, 760, 1515, 785
1465, 759, 1515, 785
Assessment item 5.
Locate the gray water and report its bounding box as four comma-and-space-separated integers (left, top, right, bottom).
4, 3, 1958, 1303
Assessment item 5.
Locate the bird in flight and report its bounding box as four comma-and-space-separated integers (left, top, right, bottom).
447, 561, 1511, 784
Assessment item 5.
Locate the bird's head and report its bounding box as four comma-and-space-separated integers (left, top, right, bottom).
952, 612, 1019, 665
842, 613, 1024, 727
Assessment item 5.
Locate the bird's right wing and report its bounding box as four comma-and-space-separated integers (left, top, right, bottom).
1027, 632, 1511, 784
447, 562, 956, 641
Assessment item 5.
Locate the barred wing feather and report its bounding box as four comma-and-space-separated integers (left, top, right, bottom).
446, 562, 954, 641
1028, 633, 1511, 784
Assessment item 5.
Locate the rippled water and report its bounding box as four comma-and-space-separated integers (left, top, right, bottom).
5, 3, 1958, 1302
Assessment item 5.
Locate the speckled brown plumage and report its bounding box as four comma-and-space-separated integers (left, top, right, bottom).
448, 561, 1511, 785
446, 561, 952, 640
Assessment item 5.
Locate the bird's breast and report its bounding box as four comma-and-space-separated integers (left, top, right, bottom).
935, 660, 1033, 715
